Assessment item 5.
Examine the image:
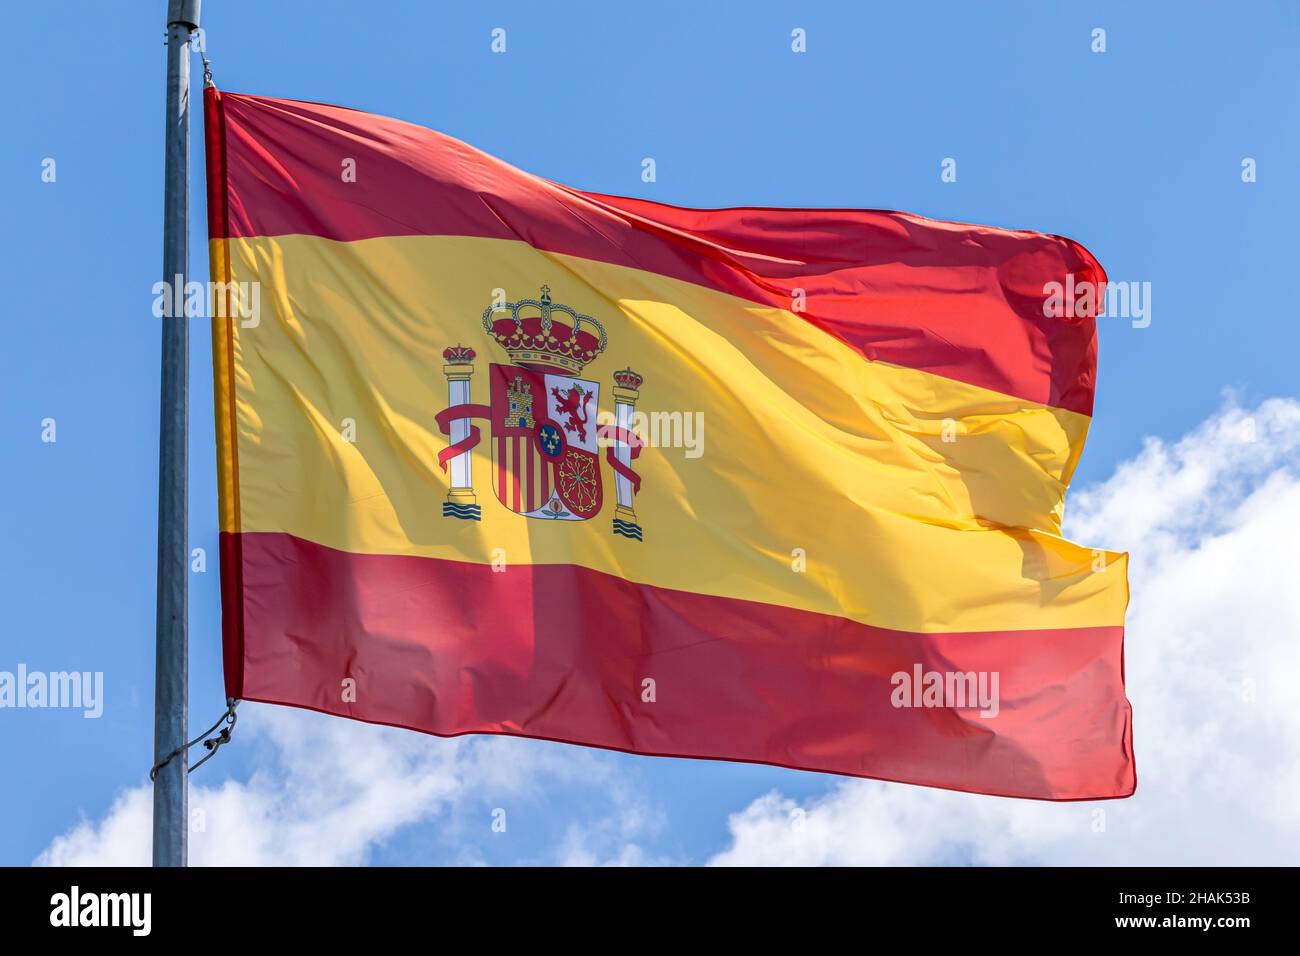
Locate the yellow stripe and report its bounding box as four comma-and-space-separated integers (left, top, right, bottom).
214, 233, 1126, 633
209, 236, 240, 536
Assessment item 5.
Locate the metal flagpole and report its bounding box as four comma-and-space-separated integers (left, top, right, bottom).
154, 0, 201, 868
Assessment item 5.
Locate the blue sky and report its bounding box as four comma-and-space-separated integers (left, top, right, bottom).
4, 1, 1299, 865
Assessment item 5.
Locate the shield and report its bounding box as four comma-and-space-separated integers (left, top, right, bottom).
488, 363, 602, 520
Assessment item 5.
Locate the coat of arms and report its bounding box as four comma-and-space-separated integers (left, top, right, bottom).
435, 286, 644, 540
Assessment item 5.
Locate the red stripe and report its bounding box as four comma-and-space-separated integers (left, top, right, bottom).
512, 437, 522, 513
218, 528, 245, 698
223, 530, 1135, 800
203, 81, 232, 258
495, 437, 505, 509
204, 89, 1104, 415
526, 437, 536, 513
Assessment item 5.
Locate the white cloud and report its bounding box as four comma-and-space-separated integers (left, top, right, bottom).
710, 397, 1300, 865
553, 780, 674, 866
36, 706, 630, 866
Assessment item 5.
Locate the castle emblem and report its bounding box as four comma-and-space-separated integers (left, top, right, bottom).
435, 286, 644, 540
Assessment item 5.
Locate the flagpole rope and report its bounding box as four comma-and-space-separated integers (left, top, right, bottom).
149, 699, 239, 781
194, 29, 213, 88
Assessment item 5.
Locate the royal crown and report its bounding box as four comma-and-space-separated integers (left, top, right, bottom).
442, 344, 476, 365
613, 368, 643, 391
481, 286, 608, 375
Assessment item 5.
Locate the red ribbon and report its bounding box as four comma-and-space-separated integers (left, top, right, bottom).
598, 424, 644, 494
435, 403, 491, 471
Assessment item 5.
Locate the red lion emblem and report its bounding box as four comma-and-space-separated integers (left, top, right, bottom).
551, 383, 592, 442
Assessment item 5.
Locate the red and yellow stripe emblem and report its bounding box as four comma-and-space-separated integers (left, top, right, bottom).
205, 88, 1133, 799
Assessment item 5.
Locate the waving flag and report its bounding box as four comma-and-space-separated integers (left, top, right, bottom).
205, 88, 1133, 800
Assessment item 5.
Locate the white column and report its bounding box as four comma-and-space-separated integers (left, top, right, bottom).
614, 398, 634, 509
611, 369, 642, 538
443, 350, 478, 518
448, 376, 472, 491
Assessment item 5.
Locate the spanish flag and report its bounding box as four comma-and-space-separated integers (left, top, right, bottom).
205, 88, 1133, 800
